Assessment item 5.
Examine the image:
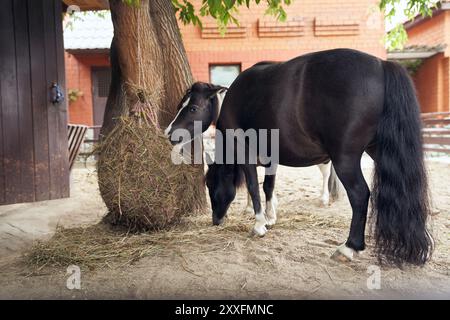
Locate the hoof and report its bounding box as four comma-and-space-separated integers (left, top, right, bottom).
331, 243, 356, 262
318, 197, 330, 207
265, 216, 276, 227
252, 225, 267, 237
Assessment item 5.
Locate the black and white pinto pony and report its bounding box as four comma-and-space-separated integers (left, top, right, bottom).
166, 49, 433, 266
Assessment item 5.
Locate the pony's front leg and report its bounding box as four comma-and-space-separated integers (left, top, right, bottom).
242, 164, 267, 237
263, 167, 277, 227
317, 162, 331, 206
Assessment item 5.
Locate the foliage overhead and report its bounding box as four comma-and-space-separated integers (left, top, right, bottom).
119, 0, 440, 49
172, 0, 292, 29
381, 0, 439, 49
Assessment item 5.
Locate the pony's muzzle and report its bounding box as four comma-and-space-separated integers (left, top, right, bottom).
212, 216, 224, 226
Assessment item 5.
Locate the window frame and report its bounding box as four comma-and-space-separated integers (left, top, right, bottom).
208, 63, 242, 87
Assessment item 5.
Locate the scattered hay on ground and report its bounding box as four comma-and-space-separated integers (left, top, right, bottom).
25, 218, 248, 271
276, 213, 349, 230
24, 210, 350, 272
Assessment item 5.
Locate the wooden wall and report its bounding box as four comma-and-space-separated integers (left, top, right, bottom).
0, 0, 70, 205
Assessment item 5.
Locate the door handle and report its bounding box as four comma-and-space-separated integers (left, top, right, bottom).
51, 82, 65, 104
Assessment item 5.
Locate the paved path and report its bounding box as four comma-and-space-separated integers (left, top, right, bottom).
0, 166, 105, 258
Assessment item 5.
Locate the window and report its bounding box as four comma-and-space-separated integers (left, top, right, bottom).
209, 64, 241, 88
94, 67, 111, 97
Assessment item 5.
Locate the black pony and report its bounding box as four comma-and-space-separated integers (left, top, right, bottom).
165, 82, 341, 214
168, 49, 433, 266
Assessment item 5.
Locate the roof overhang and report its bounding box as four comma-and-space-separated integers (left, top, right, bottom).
63, 0, 109, 11
387, 45, 446, 60
404, 1, 450, 30
66, 48, 110, 55
387, 51, 442, 60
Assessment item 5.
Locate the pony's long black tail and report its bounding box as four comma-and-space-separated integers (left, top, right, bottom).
371, 61, 433, 266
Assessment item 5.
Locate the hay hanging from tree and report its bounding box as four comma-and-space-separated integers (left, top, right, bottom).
96, 115, 204, 231
96, 1, 206, 231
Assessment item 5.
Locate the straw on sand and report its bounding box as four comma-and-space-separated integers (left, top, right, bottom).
24, 211, 350, 271
25, 216, 251, 271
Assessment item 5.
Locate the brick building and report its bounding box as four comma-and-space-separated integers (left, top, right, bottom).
392, 1, 450, 113
64, 0, 386, 128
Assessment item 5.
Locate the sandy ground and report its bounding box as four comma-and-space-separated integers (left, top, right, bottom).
0, 156, 449, 299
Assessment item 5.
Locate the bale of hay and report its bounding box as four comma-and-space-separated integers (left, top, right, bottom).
96, 116, 204, 231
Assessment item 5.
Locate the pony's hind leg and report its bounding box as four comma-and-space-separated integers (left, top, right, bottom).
263, 167, 277, 227
330, 155, 370, 262
317, 162, 331, 206
244, 191, 253, 214
242, 164, 267, 237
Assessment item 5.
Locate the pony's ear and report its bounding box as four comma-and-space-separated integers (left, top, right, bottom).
206, 85, 227, 98
186, 86, 192, 92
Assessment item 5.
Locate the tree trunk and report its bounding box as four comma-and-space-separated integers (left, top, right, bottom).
150, 0, 196, 126
100, 0, 206, 216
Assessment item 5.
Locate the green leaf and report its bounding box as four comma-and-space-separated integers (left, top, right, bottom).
224, 0, 235, 9
384, 23, 408, 50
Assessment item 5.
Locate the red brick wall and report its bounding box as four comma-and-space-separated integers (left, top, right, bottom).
180, 0, 386, 82
65, 52, 109, 125
413, 54, 442, 113
407, 12, 446, 49
65, 0, 386, 124
444, 57, 449, 112
407, 11, 450, 113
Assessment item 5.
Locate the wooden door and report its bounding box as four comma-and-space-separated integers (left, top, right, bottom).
91, 67, 111, 140
0, 0, 69, 205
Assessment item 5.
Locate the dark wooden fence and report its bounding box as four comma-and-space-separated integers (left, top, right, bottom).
68, 124, 88, 170
422, 112, 450, 154
77, 125, 101, 163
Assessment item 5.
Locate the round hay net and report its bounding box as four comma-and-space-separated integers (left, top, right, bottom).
96, 116, 204, 231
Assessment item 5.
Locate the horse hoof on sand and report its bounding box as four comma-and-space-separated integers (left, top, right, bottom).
265, 217, 276, 228
318, 197, 330, 207
252, 225, 267, 237
331, 244, 356, 262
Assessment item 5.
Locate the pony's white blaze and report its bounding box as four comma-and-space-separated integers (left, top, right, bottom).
265, 194, 278, 226
318, 162, 331, 206
216, 90, 226, 114
253, 210, 267, 237
164, 96, 191, 137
